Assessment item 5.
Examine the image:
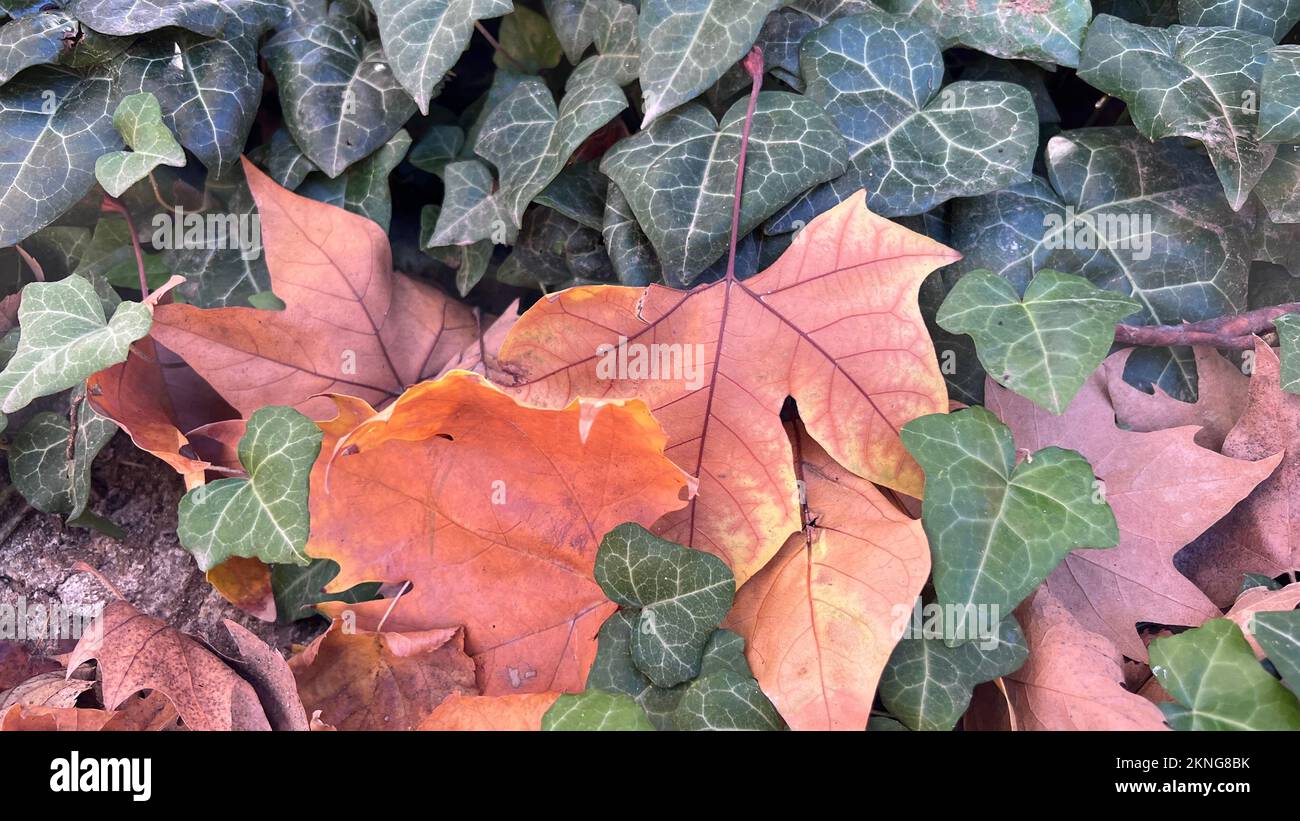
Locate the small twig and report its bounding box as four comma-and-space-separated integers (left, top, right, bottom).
375, 580, 411, 632
13, 243, 45, 281
474, 20, 526, 72
725, 47, 764, 284
100, 196, 150, 298
72, 560, 126, 600
1114, 302, 1300, 350
65, 389, 83, 463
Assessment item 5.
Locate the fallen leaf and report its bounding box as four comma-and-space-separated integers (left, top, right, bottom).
66, 599, 272, 731
207, 557, 276, 622
0, 670, 94, 710
289, 619, 476, 731
149, 158, 479, 420
724, 425, 930, 730
222, 620, 308, 732
1178, 341, 1298, 605
1, 704, 116, 731
985, 359, 1278, 660
1105, 346, 1248, 451
496, 190, 953, 583
420, 692, 561, 731
1225, 582, 1300, 657
542, 689, 654, 730
980, 589, 1167, 731
308, 371, 690, 694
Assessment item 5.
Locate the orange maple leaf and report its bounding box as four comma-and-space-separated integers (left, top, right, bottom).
308, 371, 691, 695
495, 191, 954, 583
725, 424, 929, 730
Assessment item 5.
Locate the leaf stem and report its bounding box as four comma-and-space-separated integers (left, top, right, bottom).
1114, 301, 1300, 350
726, 46, 764, 283
474, 20, 526, 73
13, 244, 45, 282
101, 196, 150, 299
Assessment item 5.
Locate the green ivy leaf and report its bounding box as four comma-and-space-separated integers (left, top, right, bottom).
496, 3, 562, 72
542, 689, 655, 730
408, 124, 465, 178
250, 127, 317, 189
94, 92, 186, 198
430, 73, 626, 245
878, 615, 1029, 731
114, 31, 263, 177
601, 181, 657, 286
938, 269, 1141, 414
1250, 610, 1300, 692
271, 558, 382, 624
1254, 144, 1300, 222
1274, 313, 1300, 394
0, 275, 150, 414
420, 204, 493, 297
1151, 618, 1300, 730
602, 91, 846, 286
768, 8, 1036, 230
298, 129, 411, 231
638, 0, 779, 126
672, 670, 786, 730
0, 11, 83, 85
536, 162, 607, 231
177, 406, 323, 571
9, 388, 117, 526
1079, 15, 1274, 210
877, 0, 1090, 67
1177, 0, 1300, 41
565, 0, 639, 88
0, 68, 120, 248
948, 129, 1255, 400
1259, 46, 1300, 143
901, 408, 1119, 636
495, 206, 609, 291
264, 18, 416, 178
594, 522, 735, 687
373, 0, 513, 115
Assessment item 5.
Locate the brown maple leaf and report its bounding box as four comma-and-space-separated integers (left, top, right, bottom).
1105, 346, 1249, 451
289, 620, 476, 731
148, 158, 479, 420
1179, 341, 1298, 604
724, 424, 929, 730
65, 600, 271, 730
307, 371, 691, 695
966, 589, 1166, 731
985, 355, 1278, 661
496, 191, 953, 583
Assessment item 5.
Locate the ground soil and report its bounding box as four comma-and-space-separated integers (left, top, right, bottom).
0, 433, 323, 659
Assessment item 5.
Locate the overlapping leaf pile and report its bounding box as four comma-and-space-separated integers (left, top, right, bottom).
1, 0, 1299, 733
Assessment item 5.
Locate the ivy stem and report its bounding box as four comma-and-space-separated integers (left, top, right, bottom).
100, 196, 150, 299
725, 46, 764, 283
1114, 301, 1300, 350
474, 20, 526, 73
13, 244, 45, 281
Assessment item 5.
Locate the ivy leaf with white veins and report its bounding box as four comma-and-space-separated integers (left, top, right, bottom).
94, 92, 186, 198
901, 408, 1119, 638
638, 0, 779, 126
876, 0, 1090, 67
1078, 15, 1275, 210
946, 128, 1255, 400
298, 129, 411, 232
938, 270, 1141, 414
1259, 46, 1300, 144
601, 91, 846, 286
672, 670, 786, 730
1251, 611, 1300, 691
177, 406, 323, 571
0, 68, 120, 248
430, 73, 626, 245
767, 7, 1036, 231
878, 615, 1029, 731
113, 31, 262, 177
0, 276, 151, 414
594, 523, 735, 688
1255, 144, 1300, 222
264, 18, 417, 179
373, 0, 513, 115
63, 0, 287, 38
1178, 0, 1300, 41
0, 11, 83, 85
9, 389, 118, 526
1275, 313, 1300, 394
1151, 618, 1300, 730
542, 690, 655, 730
